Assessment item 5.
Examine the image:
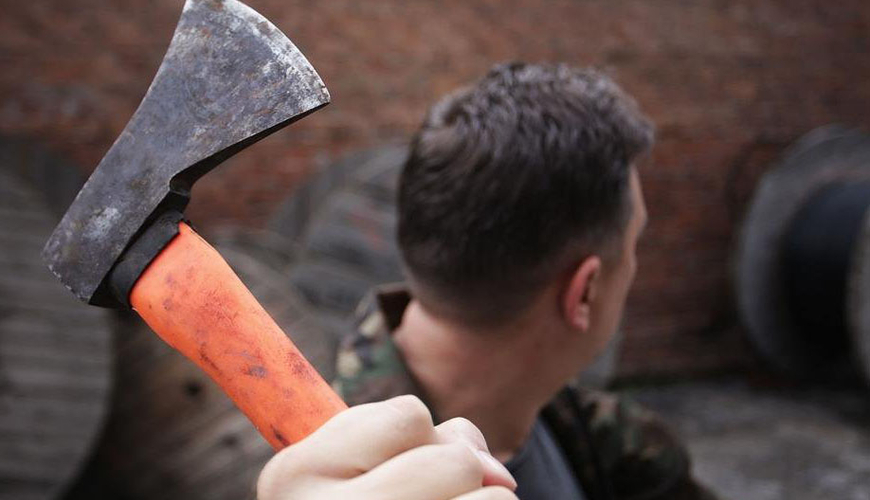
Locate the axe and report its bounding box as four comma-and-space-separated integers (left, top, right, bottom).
43, 0, 347, 449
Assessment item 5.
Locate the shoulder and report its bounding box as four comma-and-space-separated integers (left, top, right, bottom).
548, 387, 717, 500
581, 389, 689, 486
331, 288, 421, 406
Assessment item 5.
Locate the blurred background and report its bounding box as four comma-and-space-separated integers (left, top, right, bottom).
1, 1, 869, 499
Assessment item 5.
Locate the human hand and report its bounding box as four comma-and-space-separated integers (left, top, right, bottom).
257, 395, 517, 500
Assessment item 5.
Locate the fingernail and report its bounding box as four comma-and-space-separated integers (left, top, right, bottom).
475, 450, 517, 490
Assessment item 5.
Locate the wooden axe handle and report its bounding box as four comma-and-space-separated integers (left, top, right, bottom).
130, 222, 347, 450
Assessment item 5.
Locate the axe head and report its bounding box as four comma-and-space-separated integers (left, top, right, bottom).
43, 0, 329, 306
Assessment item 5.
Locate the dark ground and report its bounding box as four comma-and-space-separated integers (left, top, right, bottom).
632, 378, 870, 500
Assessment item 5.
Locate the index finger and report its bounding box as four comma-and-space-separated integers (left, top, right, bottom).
282, 395, 438, 477
435, 418, 516, 490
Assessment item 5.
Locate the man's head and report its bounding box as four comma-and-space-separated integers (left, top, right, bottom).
398, 63, 652, 353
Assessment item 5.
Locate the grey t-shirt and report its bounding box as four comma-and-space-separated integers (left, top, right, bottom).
505, 418, 586, 500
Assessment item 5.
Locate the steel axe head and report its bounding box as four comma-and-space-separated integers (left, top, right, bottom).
43, 0, 329, 306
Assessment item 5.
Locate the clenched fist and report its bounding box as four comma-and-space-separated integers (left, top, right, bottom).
258, 395, 517, 500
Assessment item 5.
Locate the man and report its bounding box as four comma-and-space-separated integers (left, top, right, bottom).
333, 63, 716, 500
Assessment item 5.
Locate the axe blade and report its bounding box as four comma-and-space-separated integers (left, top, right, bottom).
43, 0, 329, 306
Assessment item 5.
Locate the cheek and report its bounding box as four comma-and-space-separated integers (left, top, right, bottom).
624, 243, 639, 282
618, 251, 638, 291
609, 254, 637, 316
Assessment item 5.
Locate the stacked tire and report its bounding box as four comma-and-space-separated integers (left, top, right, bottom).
736, 125, 870, 383
0, 139, 113, 500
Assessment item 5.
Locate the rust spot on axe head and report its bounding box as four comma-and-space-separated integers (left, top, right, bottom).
43, 0, 329, 308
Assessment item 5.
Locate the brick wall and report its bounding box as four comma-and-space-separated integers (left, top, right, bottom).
3, 0, 869, 377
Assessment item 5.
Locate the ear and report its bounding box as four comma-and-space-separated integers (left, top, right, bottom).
562, 256, 601, 332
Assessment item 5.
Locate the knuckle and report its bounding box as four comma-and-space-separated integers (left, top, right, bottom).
443, 416, 476, 433
446, 416, 476, 429
440, 417, 487, 450
386, 395, 433, 433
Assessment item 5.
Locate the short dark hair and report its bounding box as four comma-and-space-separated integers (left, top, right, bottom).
398, 62, 653, 325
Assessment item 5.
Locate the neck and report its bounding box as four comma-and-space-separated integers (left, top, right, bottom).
394, 297, 567, 461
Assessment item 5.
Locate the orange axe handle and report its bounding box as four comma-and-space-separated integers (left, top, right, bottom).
130, 222, 347, 450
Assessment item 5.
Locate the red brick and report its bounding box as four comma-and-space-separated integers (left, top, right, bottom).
3, 0, 869, 377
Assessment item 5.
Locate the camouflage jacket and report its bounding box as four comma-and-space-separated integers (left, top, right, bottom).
333, 286, 717, 500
